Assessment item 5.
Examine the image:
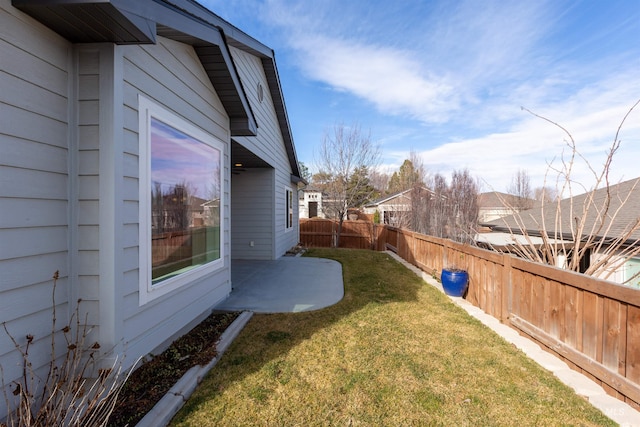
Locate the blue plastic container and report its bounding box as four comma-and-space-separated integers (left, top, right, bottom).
440, 268, 469, 297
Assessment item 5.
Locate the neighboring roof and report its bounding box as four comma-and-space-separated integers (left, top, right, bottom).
485, 178, 640, 243
476, 231, 569, 249
14, 0, 302, 180
365, 187, 433, 208
477, 191, 536, 209
301, 186, 324, 193
366, 189, 412, 207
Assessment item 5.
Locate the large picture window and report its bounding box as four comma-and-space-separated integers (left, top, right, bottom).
139, 96, 224, 304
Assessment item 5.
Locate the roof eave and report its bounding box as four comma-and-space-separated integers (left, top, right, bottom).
13, 0, 257, 137
261, 56, 302, 180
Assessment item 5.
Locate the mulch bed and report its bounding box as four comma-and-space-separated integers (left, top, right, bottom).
108, 311, 240, 426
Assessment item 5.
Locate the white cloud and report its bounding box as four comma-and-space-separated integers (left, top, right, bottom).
292, 36, 457, 122
203, 0, 640, 194
263, 0, 560, 126
415, 92, 640, 192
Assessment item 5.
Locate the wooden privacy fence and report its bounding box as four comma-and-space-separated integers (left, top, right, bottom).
300, 219, 640, 408
300, 218, 381, 249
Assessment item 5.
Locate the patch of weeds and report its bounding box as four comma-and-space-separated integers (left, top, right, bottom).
416, 389, 446, 412
265, 330, 291, 343
228, 354, 251, 366
248, 385, 271, 402
1, 271, 128, 427
265, 359, 293, 385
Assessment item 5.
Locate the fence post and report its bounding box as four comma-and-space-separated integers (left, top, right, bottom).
502, 253, 512, 325
370, 222, 376, 250
442, 239, 450, 271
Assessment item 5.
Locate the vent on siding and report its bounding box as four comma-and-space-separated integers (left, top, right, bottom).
257, 83, 264, 103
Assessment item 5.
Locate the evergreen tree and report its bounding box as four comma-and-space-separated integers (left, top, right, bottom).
387, 159, 423, 193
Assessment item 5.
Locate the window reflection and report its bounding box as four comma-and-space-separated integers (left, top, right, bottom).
150, 118, 221, 284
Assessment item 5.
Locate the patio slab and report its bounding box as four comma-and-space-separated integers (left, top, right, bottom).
215, 256, 344, 313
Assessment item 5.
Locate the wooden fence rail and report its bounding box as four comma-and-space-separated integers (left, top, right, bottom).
299, 219, 640, 408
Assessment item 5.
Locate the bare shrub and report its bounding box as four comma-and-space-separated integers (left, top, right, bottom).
489, 99, 640, 283
1, 271, 132, 427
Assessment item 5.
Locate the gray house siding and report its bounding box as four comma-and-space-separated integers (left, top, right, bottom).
75, 46, 102, 334
119, 37, 232, 365
1, 0, 302, 419
0, 16, 235, 406
229, 47, 299, 259
0, 2, 72, 414
231, 169, 275, 259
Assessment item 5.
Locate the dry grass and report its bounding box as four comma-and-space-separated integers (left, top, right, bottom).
171, 248, 615, 426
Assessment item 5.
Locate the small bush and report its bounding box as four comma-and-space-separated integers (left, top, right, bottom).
1, 271, 129, 427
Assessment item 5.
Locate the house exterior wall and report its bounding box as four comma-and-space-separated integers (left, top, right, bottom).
299, 190, 324, 219
228, 46, 299, 259
0, 13, 235, 417
478, 207, 516, 223
1, 0, 300, 419
0, 2, 73, 417
231, 169, 275, 259
118, 37, 232, 365
364, 193, 412, 225
591, 251, 639, 287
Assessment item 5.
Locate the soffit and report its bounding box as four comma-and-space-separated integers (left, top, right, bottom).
12, 0, 257, 137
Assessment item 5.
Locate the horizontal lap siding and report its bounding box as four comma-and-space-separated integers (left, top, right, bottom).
76, 49, 101, 309
229, 47, 298, 258
0, 1, 71, 418
120, 37, 231, 366
231, 169, 274, 259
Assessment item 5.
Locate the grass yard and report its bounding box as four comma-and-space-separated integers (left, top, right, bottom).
170, 248, 615, 426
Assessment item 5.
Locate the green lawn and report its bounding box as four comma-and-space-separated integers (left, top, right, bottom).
171, 248, 615, 426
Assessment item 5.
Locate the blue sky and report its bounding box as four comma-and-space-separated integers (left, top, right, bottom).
202, 0, 640, 193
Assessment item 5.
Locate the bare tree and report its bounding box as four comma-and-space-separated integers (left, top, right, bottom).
422, 169, 479, 244
506, 169, 534, 210
406, 151, 430, 234
315, 123, 380, 247
383, 152, 430, 231
425, 173, 449, 239
448, 169, 480, 244
491, 100, 640, 283
369, 169, 390, 194
533, 186, 557, 203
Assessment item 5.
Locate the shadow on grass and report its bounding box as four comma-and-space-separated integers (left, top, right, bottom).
170, 248, 615, 426
171, 248, 424, 420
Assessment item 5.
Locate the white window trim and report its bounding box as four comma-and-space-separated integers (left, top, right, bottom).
285, 187, 294, 232
138, 95, 224, 305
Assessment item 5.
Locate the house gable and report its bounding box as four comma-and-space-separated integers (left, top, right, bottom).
228, 45, 300, 259
13, 0, 257, 136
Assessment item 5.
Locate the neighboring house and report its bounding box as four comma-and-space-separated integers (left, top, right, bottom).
0, 0, 302, 418
364, 189, 412, 225
299, 187, 325, 218
364, 188, 435, 226
477, 191, 536, 223
481, 178, 640, 287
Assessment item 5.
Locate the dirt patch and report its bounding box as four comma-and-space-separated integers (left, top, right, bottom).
108, 311, 240, 426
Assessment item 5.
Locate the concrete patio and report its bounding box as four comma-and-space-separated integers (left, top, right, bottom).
215, 256, 344, 313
